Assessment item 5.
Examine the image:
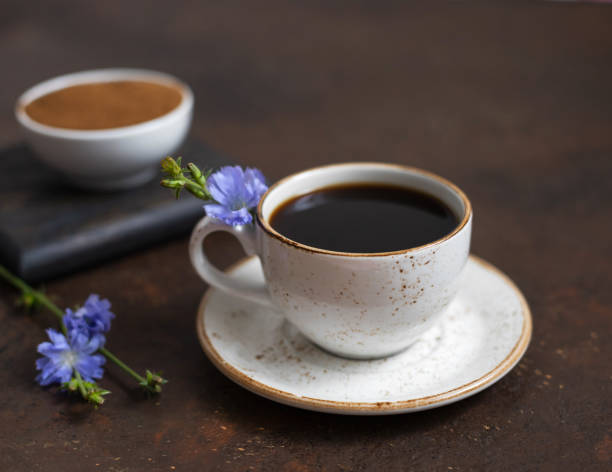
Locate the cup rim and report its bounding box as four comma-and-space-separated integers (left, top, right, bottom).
256, 162, 472, 257
14, 68, 194, 140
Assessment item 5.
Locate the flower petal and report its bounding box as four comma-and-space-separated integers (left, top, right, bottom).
35, 357, 50, 371
68, 331, 89, 351
204, 204, 252, 226
203, 203, 230, 220
75, 354, 105, 382
82, 294, 114, 333
207, 166, 246, 207
64, 313, 89, 337
36, 370, 55, 386
45, 329, 68, 348
55, 365, 74, 384
37, 341, 55, 356
244, 167, 268, 207
36, 361, 72, 386
84, 333, 106, 354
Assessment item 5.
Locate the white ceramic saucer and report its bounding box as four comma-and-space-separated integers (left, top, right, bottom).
196, 255, 531, 415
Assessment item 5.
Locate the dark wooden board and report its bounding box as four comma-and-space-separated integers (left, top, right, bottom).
0, 139, 232, 282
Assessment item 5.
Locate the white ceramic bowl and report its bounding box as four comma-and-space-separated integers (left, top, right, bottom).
15, 68, 193, 190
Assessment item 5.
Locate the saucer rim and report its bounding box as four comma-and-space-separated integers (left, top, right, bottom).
196, 255, 532, 414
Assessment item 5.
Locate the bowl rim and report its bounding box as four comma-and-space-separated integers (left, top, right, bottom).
14, 68, 194, 140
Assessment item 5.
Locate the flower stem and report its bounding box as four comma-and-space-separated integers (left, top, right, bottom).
74, 370, 88, 399
0, 264, 163, 393
0, 265, 62, 316
98, 347, 147, 385
0, 265, 69, 335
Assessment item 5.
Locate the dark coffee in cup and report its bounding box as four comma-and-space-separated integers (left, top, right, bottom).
269, 184, 459, 253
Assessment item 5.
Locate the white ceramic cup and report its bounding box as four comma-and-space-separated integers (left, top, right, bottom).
190, 163, 472, 359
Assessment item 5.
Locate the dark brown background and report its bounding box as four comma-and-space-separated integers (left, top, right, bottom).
1, 2, 611, 471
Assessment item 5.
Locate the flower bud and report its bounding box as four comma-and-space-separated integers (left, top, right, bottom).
160, 179, 184, 189
161, 157, 182, 178
188, 163, 206, 187
185, 181, 206, 199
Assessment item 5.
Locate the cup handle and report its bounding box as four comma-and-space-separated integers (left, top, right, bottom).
189, 216, 275, 308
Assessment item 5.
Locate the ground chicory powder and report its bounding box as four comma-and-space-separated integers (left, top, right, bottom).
24, 80, 183, 130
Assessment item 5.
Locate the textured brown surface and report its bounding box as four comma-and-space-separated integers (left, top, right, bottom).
1, 1, 611, 471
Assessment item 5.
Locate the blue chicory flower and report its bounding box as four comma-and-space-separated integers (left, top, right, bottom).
64, 294, 114, 338
35, 328, 106, 386
203, 166, 268, 226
